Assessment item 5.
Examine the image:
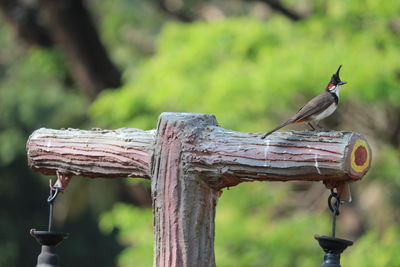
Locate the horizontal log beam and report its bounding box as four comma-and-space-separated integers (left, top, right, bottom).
27, 128, 155, 178
189, 129, 371, 189
26, 115, 371, 189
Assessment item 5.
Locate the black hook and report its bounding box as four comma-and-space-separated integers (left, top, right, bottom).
328, 191, 341, 216
47, 181, 61, 232
328, 190, 342, 238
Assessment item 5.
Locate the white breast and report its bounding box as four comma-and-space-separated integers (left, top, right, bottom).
311, 103, 337, 121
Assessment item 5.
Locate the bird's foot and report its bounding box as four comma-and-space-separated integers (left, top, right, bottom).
308, 122, 316, 131
260, 132, 269, 139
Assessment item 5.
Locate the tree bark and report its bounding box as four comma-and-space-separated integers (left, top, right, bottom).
151, 113, 219, 267
27, 114, 371, 187
0, 0, 53, 47
26, 112, 372, 267
27, 128, 154, 178
40, 0, 121, 99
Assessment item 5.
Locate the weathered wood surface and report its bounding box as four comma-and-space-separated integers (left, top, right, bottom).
27, 114, 371, 188
26, 112, 372, 267
152, 113, 219, 267
27, 128, 155, 178
190, 127, 370, 189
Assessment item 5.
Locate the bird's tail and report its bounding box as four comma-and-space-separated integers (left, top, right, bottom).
260, 120, 291, 139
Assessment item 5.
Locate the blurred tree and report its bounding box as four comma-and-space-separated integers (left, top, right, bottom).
246, 0, 305, 21
0, 0, 53, 47
0, 0, 122, 99
40, 0, 122, 99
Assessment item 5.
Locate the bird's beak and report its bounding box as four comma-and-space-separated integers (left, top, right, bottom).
339, 81, 347, 85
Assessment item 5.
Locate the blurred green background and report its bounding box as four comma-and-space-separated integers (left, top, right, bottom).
1, 0, 399, 266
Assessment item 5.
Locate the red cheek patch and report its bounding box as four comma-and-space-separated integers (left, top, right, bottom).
328, 83, 335, 89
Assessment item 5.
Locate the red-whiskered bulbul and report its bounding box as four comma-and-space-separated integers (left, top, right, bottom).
261, 65, 347, 139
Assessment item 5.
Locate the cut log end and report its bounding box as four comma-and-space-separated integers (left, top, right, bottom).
345, 133, 372, 179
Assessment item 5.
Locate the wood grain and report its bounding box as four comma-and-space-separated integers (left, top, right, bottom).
26, 116, 371, 186
27, 128, 154, 178
151, 113, 219, 267
26, 112, 372, 267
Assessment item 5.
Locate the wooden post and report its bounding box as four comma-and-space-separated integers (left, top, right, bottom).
26, 112, 372, 267
151, 113, 220, 267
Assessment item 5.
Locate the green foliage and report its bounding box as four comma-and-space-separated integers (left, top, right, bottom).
91, 13, 399, 133
214, 184, 328, 267
0, 47, 86, 165
100, 203, 154, 266
99, 183, 332, 267
344, 226, 400, 266
91, 0, 164, 67
370, 146, 400, 184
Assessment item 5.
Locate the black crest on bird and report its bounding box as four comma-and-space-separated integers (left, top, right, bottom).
330, 65, 343, 85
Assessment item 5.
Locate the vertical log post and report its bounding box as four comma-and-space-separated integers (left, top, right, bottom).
151, 113, 219, 267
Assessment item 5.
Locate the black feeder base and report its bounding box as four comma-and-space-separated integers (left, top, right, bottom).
315, 234, 353, 267
30, 229, 69, 267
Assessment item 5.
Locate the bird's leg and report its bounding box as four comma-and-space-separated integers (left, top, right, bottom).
308, 122, 316, 130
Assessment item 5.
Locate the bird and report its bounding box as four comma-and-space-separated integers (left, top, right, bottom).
261, 65, 347, 139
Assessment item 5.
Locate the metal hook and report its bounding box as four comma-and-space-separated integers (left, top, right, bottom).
48, 179, 61, 202
328, 190, 342, 238
328, 190, 341, 216
48, 186, 60, 203
47, 178, 62, 231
